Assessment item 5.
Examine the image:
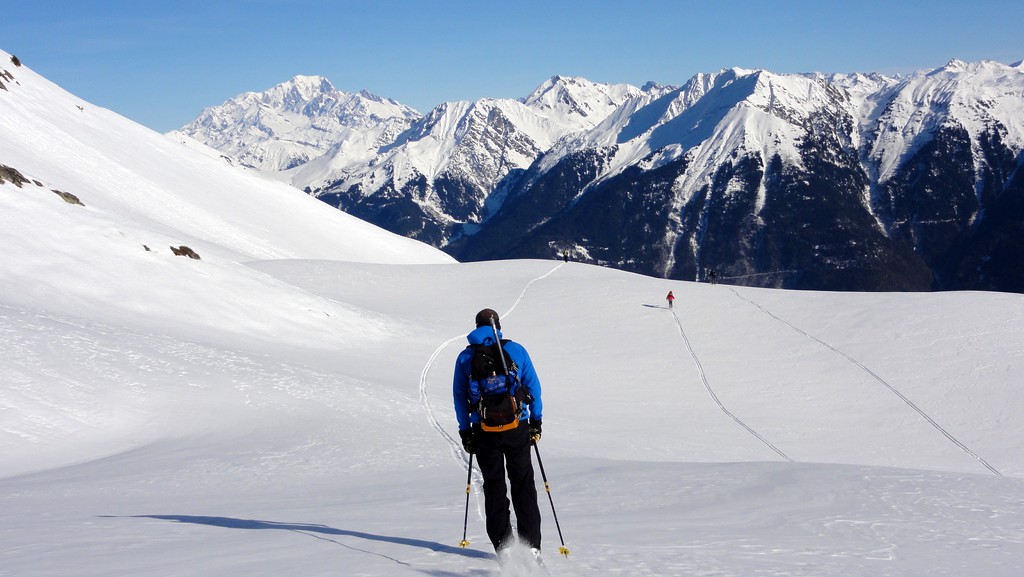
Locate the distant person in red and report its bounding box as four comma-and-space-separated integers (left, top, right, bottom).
666, 291, 675, 309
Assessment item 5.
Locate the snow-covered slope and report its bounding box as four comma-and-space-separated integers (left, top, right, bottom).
3, 258, 1023, 576
0, 50, 452, 337
0, 55, 449, 263
3, 53, 1024, 576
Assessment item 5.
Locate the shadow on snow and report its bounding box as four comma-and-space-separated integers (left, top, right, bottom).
105, 514, 494, 568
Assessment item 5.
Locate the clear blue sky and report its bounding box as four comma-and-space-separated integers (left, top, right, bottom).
5, 0, 1022, 133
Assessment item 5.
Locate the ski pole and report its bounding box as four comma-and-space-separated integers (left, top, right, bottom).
459, 452, 474, 548
532, 442, 570, 557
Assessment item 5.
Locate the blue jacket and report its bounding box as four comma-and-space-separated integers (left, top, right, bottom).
453, 325, 543, 431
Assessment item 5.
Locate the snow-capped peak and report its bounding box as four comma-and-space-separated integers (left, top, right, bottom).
930, 58, 1014, 79
869, 58, 1024, 182
267, 74, 337, 109
942, 58, 970, 72
178, 76, 421, 173
522, 75, 644, 130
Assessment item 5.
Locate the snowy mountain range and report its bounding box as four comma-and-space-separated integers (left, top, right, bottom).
4, 49, 1024, 576
179, 75, 673, 245
181, 59, 1024, 293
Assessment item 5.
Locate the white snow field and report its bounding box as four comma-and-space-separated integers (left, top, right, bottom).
2, 50, 1024, 576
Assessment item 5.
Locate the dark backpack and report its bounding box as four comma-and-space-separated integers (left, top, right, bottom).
468, 341, 529, 432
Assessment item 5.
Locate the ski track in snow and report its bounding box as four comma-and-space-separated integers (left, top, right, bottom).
728, 287, 1004, 477
669, 307, 794, 462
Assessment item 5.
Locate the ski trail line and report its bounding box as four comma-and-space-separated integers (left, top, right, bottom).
420, 333, 467, 466
419, 262, 566, 470
669, 308, 793, 462
504, 262, 565, 316
728, 288, 1003, 477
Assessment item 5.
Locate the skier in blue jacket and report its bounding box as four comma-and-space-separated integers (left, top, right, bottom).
453, 308, 543, 554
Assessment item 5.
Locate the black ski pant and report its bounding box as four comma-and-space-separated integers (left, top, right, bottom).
472, 422, 542, 550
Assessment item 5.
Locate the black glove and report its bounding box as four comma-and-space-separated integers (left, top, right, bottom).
529, 419, 542, 444
459, 428, 475, 454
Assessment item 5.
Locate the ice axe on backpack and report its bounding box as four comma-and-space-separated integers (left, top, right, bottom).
488, 315, 510, 375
